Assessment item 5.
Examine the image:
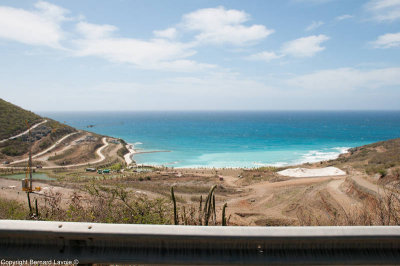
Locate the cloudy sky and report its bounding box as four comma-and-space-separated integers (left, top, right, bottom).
0, 0, 399, 111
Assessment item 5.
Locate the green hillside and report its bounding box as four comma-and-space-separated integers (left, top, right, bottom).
0, 98, 42, 140
0, 98, 76, 158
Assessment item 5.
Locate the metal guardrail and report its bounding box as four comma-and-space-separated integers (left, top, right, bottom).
1, 220, 400, 265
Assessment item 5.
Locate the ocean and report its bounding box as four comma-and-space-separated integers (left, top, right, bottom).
41, 111, 400, 168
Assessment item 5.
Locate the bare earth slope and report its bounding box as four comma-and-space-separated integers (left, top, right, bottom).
0, 99, 128, 167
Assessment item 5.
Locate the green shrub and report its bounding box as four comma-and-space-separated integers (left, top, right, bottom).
1, 139, 30, 156
378, 169, 387, 177
39, 140, 51, 149
110, 163, 122, 171
0, 198, 27, 220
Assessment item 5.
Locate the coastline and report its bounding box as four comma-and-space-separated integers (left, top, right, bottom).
123, 142, 171, 166
128, 146, 351, 169
124, 143, 136, 165
43, 111, 400, 170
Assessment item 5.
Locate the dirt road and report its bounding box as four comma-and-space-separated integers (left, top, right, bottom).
8, 132, 79, 165
0, 120, 48, 143
0, 137, 109, 169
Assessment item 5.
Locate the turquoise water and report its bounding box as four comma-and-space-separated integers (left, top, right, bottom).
42, 111, 400, 168
0, 173, 55, 180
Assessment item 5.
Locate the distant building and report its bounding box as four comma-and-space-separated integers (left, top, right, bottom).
108, 139, 120, 144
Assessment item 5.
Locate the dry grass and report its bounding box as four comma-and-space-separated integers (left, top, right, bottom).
38, 184, 172, 224
296, 184, 400, 226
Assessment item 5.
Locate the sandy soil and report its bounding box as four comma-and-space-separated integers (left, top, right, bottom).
0, 161, 385, 226
277, 167, 346, 178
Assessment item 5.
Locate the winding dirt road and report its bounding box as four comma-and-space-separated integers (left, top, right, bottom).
8, 132, 79, 165
0, 120, 48, 143
1, 137, 109, 169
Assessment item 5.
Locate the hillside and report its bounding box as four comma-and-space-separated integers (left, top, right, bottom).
0, 98, 42, 140
331, 138, 400, 180
0, 99, 76, 159
0, 99, 129, 167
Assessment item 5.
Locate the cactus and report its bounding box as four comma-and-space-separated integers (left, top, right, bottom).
183, 206, 187, 225
26, 192, 32, 216
35, 198, 39, 218
212, 194, 216, 225
171, 186, 178, 225
203, 185, 217, 226
198, 195, 203, 225
222, 203, 228, 226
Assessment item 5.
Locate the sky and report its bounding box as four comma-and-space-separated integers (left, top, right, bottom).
0, 0, 399, 111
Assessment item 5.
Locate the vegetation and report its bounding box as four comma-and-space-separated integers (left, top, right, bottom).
0, 179, 230, 226
45, 119, 75, 140
325, 138, 400, 193
117, 145, 129, 159
0, 139, 30, 156
333, 138, 400, 175
39, 139, 51, 149
296, 186, 400, 226
240, 167, 283, 185
110, 162, 123, 171
0, 98, 41, 140
171, 187, 178, 225
168, 184, 229, 226
0, 99, 76, 158
36, 184, 172, 224
48, 147, 77, 161
0, 198, 27, 220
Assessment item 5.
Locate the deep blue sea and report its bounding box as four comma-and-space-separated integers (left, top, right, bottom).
41, 111, 400, 168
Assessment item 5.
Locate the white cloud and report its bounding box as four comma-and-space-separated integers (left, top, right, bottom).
287, 67, 400, 91
365, 0, 400, 22
246, 51, 282, 62
76, 22, 117, 39
248, 34, 329, 62
372, 32, 400, 48
281, 35, 329, 57
182, 6, 274, 46
153, 27, 178, 39
0, 1, 68, 48
74, 22, 214, 71
335, 14, 354, 20
305, 21, 324, 31
34, 1, 69, 22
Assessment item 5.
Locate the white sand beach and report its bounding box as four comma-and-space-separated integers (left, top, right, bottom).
124, 144, 136, 165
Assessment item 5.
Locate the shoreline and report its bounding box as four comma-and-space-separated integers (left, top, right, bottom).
124, 143, 136, 165
124, 143, 170, 166
128, 146, 351, 170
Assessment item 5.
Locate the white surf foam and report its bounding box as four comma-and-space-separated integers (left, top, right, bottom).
253, 161, 289, 167
296, 147, 350, 164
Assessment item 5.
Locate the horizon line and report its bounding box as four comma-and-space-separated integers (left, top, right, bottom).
36, 109, 400, 113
